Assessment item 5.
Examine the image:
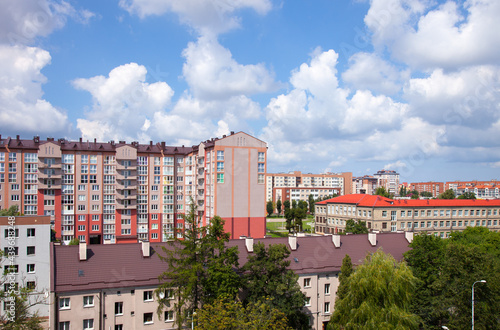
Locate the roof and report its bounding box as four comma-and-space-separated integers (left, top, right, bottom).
51, 233, 411, 293
317, 194, 500, 208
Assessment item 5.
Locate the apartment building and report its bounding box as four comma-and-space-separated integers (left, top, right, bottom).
352, 175, 379, 195
49, 233, 412, 330
446, 180, 500, 199
0, 132, 267, 243
315, 194, 500, 237
405, 181, 444, 198
266, 171, 352, 209
0, 215, 51, 324
373, 169, 399, 195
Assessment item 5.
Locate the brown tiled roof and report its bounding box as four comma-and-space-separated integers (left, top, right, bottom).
51, 233, 411, 293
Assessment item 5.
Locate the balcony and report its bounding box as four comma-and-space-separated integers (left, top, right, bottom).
38, 169, 62, 179
116, 190, 137, 199
116, 200, 137, 210
116, 172, 137, 181
38, 160, 62, 169
116, 162, 137, 170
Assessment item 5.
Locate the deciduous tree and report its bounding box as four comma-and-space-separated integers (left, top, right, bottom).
329, 251, 420, 330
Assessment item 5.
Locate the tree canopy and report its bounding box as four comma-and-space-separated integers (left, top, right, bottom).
437, 189, 455, 199
405, 228, 500, 329
329, 250, 420, 330
242, 242, 309, 330
344, 219, 368, 234
266, 200, 274, 217
457, 191, 476, 199
374, 186, 391, 198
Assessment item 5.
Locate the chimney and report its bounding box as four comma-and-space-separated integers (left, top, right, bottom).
245, 237, 254, 253
79, 242, 87, 261
142, 241, 150, 258
368, 233, 377, 246
288, 236, 297, 251
79, 137, 82, 143
16, 135, 20, 140
332, 234, 341, 248
405, 231, 414, 243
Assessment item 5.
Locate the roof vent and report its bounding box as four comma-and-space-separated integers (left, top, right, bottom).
332, 234, 341, 248
405, 231, 414, 243
79, 242, 87, 261
368, 233, 377, 246
288, 236, 297, 251
142, 241, 151, 258
245, 237, 254, 253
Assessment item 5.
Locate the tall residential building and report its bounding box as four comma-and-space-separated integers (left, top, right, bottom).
265, 171, 352, 207
0, 132, 267, 244
352, 175, 379, 195
406, 181, 444, 198
373, 169, 399, 195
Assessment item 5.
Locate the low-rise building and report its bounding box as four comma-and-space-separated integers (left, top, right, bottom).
315, 194, 500, 237
50, 233, 411, 330
0, 215, 51, 326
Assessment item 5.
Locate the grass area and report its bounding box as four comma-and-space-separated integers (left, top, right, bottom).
266, 218, 314, 235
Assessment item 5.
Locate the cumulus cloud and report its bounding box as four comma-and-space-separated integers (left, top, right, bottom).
0, 0, 94, 44
119, 0, 272, 35
404, 66, 500, 127
73, 63, 174, 142
342, 52, 409, 95
365, 0, 500, 70
182, 36, 279, 100
0, 45, 71, 136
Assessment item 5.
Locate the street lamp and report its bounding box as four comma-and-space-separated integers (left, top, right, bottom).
472, 280, 486, 330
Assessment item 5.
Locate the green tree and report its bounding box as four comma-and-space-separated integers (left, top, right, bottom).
276, 199, 282, 215
329, 250, 420, 330
374, 186, 390, 198
420, 191, 433, 198
344, 219, 368, 234
409, 190, 419, 199
437, 189, 455, 199
457, 191, 476, 199
200, 216, 241, 306
156, 200, 205, 328
400, 186, 407, 197
335, 254, 353, 302
195, 297, 291, 330
283, 200, 291, 213
291, 200, 297, 209
266, 200, 274, 217
405, 233, 447, 328
68, 238, 80, 245
308, 194, 315, 214
1, 252, 43, 329
284, 208, 306, 233
242, 242, 309, 330
0, 205, 20, 216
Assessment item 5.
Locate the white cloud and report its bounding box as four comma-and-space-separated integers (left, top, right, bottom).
73, 63, 174, 142
0, 45, 71, 136
0, 0, 95, 44
383, 160, 407, 170
366, 0, 500, 70
182, 36, 279, 100
404, 65, 500, 127
342, 52, 409, 95
119, 0, 272, 35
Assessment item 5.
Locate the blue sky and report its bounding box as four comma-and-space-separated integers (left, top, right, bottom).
1, 0, 500, 183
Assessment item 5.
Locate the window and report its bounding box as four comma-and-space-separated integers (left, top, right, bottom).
165, 310, 174, 322
217, 150, 224, 160
144, 312, 154, 324
144, 290, 153, 302
59, 321, 70, 330
121, 229, 131, 235
92, 225, 99, 231
115, 325, 123, 330
27, 264, 35, 273
304, 297, 311, 307
83, 319, 94, 330
258, 152, 265, 162
325, 283, 331, 295
4, 246, 18, 256
115, 302, 123, 315
303, 278, 311, 287
27, 246, 35, 255
217, 162, 224, 172
26, 281, 36, 290
217, 173, 224, 183
83, 295, 94, 307
258, 163, 265, 173
324, 302, 330, 314
59, 297, 70, 309
27, 228, 35, 237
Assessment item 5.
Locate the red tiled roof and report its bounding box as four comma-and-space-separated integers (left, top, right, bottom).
317, 194, 500, 207
51, 233, 411, 293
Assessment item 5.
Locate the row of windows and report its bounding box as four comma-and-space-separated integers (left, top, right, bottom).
382, 208, 500, 218
3, 228, 36, 238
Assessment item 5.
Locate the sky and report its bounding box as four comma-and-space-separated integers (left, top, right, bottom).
0, 0, 499, 183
